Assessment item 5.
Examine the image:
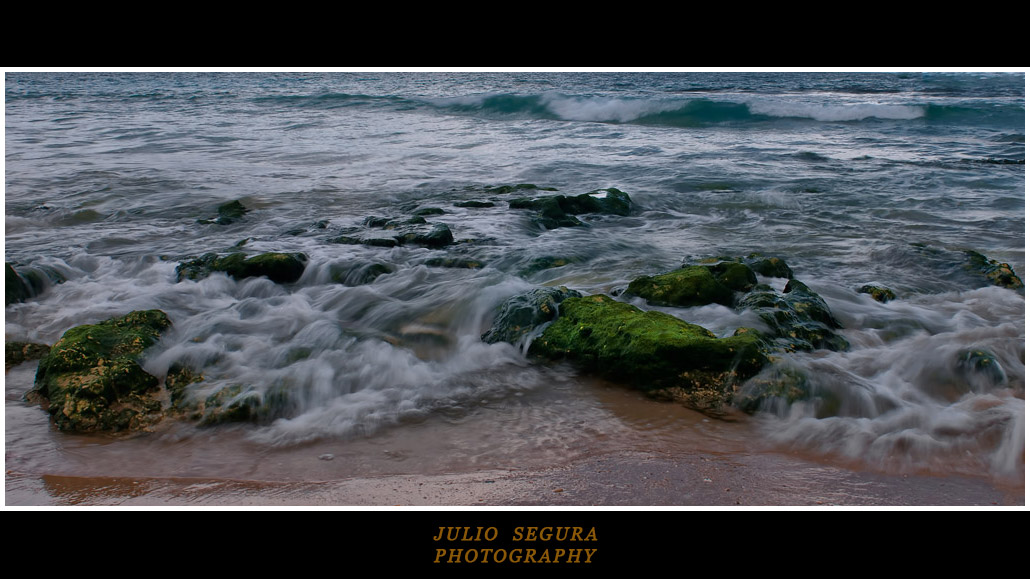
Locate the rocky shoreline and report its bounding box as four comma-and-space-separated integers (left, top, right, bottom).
7, 187, 1025, 436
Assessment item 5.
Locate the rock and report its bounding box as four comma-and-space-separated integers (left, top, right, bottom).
25, 310, 172, 432
6, 263, 34, 305
6, 262, 65, 305
858, 284, 896, 303
6, 341, 52, 371
965, 250, 1024, 290
176, 252, 308, 283
528, 295, 769, 414
424, 257, 485, 269
625, 266, 736, 308
329, 262, 393, 285
737, 279, 849, 352
733, 365, 812, 414
454, 200, 495, 208
485, 184, 558, 194
509, 188, 634, 230
482, 286, 582, 346
393, 223, 455, 248
413, 207, 445, 216
197, 199, 250, 225
518, 255, 586, 277
743, 254, 794, 279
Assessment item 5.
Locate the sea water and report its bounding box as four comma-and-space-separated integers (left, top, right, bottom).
4, 71, 1024, 497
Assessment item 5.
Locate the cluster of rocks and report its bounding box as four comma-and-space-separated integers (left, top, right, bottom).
9, 189, 1026, 432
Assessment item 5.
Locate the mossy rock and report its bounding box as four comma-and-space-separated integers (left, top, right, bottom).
199, 384, 293, 426
858, 284, 897, 303
965, 250, 1024, 290
176, 252, 308, 284
454, 200, 495, 208
26, 310, 172, 432
529, 295, 769, 409
743, 254, 794, 279
6, 341, 52, 371
482, 286, 582, 346
625, 265, 736, 308
737, 280, 848, 352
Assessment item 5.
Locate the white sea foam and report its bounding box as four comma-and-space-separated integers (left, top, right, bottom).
747, 98, 926, 121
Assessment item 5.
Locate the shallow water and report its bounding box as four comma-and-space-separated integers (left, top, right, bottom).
4, 71, 1024, 503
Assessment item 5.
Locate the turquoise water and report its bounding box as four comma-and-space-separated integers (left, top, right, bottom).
4, 72, 1024, 490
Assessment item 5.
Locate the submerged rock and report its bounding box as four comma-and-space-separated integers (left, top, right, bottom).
454, 200, 495, 208
965, 250, 1024, 290
6, 341, 51, 371
6, 262, 65, 305
529, 295, 769, 414
197, 199, 250, 225
176, 252, 308, 283
482, 286, 582, 346
737, 279, 849, 352
26, 310, 172, 432
509, 188, 634, 230
858, 284, 897, 303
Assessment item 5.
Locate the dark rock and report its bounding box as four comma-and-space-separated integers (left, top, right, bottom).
6, 263, 34, 305
393, 223, 454, 248
965, 250, 1024, 290
858, 284, 897, 303
737, 279, 849, 352
425, 257, 485, 269
26, 310, 172, 432
529, 295, 769, 415
454, 200, 495, 208
329, 262, 393, 285
197, 199, 250, 225
6, 262, 65, 305
509, 188, 634, 230
6, 341, 51, 371
485, 184, 558, 194
743, 254, 794, 279
176, 252, 308, 284
519, 255, 586, 277
413, 207, 445, 216
482, 286, 581, 346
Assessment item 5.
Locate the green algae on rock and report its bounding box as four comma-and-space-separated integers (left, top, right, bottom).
625, 265, 736, 308
482, 286, 582, 346
6, 341, 52, 371
529, 295, 769, 412
737, 280, 849, 353
176, 252, 308, 283
26, 310, 172, 432
965, 250, 1024, 290
858, 284, 897, 303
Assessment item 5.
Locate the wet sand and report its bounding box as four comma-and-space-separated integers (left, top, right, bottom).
5, 361, 1024, 508
7, 448, 1023, 508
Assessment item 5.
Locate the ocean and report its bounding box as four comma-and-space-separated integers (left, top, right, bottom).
4, 71, 1024, 505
